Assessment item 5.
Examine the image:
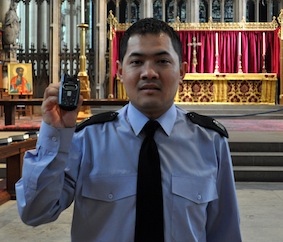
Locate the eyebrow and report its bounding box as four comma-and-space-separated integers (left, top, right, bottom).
128, 50, 171, 58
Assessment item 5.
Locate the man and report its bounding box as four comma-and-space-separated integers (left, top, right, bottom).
16, 18, 242, 242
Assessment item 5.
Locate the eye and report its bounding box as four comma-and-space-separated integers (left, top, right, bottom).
158, 59, 171, 64
130, 60, 143, 66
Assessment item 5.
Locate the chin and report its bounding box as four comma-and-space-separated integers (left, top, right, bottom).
140, 101, 164, 111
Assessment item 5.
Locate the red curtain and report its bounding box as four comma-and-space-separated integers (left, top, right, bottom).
111, 29, 280, 96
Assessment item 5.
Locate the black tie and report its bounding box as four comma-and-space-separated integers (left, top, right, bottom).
135, 120, 164, 242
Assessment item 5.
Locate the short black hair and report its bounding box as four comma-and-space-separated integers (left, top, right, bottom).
119, 18, 182, 63
16, 67, 24, 73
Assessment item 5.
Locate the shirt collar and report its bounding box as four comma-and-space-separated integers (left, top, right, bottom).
127, 102, 177, 137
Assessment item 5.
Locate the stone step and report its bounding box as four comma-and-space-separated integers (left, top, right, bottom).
231, 152, 283, 166
230, 140, 283, 181
229, 142, 283, 152
177, 104, 283, 119
233, 166, 283, 182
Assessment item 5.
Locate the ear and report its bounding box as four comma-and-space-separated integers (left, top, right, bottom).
179, 62, 187, 84
116, 60, 123, 83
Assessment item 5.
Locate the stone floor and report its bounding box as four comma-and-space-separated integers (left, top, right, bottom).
1, 110, 283, 241
0, 182, 282, 242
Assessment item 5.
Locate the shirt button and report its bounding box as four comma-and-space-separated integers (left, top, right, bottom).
197, 194, 202, 200
51, 137, 57, 142
108, 193, 113, 200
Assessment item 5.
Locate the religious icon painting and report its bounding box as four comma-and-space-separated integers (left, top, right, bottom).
8, 63, 33, 95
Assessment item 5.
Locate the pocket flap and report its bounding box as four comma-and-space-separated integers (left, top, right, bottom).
82, 175, 137, 202
172, 176, 218, 204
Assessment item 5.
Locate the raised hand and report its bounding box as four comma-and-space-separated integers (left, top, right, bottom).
41, 82, 83, 128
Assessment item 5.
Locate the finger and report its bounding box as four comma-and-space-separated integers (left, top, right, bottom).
78, 95, 83, 106
43, 83, 60, 100
41, 95, 59, 113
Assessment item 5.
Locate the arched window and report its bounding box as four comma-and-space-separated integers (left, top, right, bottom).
259, 0, 267, 22
199, 0, 208, 23
127, 1, 140, 23
212, 0, 221, 22
153, 0, 163, 20
177, 0, 186, 22
165, 0, 175, 22
119, 0, 127, 23
246, 0, 255, 22
224, 0, 233, 22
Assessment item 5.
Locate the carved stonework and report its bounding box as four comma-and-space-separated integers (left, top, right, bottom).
3, 1, 20, 46
3, 44, 18, 62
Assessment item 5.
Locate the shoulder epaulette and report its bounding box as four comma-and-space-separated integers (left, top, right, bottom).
75, 111, 118, 132
186, 112, 228, 138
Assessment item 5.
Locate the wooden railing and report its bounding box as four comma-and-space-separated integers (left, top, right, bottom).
0, 99, 129, 125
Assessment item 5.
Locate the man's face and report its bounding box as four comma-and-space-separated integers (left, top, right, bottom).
117, 33, 186, 119
18, 69, 24, 77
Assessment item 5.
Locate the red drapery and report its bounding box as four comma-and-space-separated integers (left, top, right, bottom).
178, 30, 280, 74
111, 29, 280, 96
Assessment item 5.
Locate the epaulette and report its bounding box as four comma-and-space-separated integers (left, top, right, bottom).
186, 112, 229, 138
75, 111, 118, 132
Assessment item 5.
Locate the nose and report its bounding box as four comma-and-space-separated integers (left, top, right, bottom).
140, 62, 159, 80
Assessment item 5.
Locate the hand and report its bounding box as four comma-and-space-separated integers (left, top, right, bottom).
41, 82, 83, 128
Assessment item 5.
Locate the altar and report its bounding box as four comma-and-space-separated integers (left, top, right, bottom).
107, 12, 283, 105
179, 73, 277, 104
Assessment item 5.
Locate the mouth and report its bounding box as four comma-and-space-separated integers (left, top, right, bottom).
139, 83, 161, 92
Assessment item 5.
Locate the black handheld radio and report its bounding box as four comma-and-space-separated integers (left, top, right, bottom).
59, 74, 80, 111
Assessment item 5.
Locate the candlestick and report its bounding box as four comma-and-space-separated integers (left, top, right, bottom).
77, 23, 91, 119
81, 0, 85, 23
238, 32, 241, 55
215, 32, 219, 56
263, 32, 266, 55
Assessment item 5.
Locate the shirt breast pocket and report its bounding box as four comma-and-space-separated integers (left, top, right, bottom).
171, 175, 218, 241
82, 175, 137, 202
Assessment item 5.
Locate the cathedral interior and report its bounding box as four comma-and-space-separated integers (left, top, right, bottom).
0, 0, 283, 104
1, 3, 283, 241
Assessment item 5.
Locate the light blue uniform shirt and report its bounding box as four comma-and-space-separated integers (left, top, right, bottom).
16, 103, 242, 242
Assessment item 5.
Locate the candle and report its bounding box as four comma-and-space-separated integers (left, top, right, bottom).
238, 32, 241, 55
81, 0, 85, 23
215, 33, 219, 56
263, 32, 266, 55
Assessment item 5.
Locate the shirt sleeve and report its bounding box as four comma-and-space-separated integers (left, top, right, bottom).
206, 137, 242, 242
15, 121, 79, 226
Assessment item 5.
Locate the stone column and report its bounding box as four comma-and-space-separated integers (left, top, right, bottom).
97, 0, 107, 98
221, 0, 225, 22
143, 0, 152, 18
266, 0, 272, 21
174, 0, 177, 20
42, 1, 49, 47
236, 0, 243, 22
50, 0, 61, 83
38, 1, 49, 49
162, 0, 166, 21
242, 0, 247, 21
255, 0, 260, 22
208, 0, 213, 20
190, 0, 199, 23
116, 0, 120, 22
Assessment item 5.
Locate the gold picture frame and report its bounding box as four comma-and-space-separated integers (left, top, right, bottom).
8, 63, 33, 95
